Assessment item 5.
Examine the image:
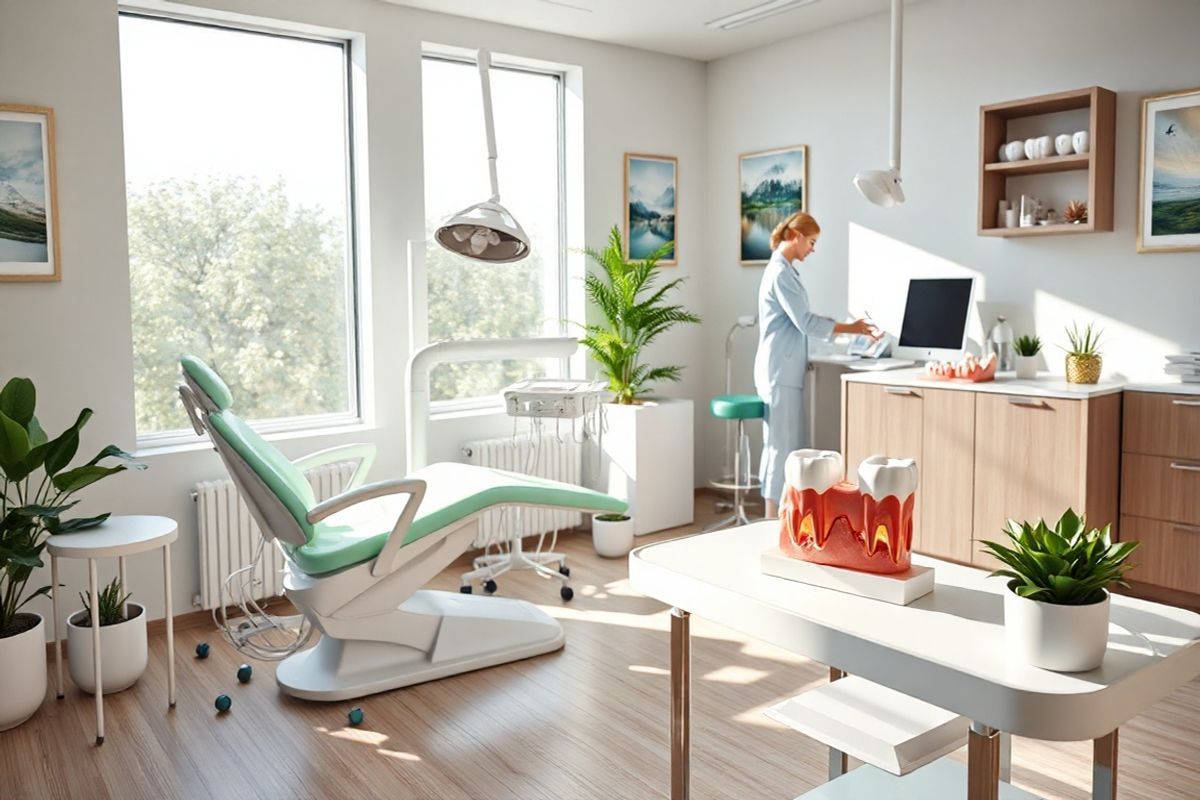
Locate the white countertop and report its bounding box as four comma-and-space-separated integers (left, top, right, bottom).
841, 367, 1124, 400
1123, 382, 1200, 396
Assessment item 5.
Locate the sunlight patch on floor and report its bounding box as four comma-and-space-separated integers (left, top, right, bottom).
377, 749, 423, 762
317, 727, 390, 746
629, 664, 670, 676
703, 665, 769, 684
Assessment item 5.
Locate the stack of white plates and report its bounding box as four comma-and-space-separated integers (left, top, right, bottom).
1165, 352, 1200, 383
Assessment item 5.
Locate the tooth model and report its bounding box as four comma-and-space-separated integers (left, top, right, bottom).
779, 450, 918, 574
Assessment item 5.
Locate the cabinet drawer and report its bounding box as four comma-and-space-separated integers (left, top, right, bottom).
1120, 515, 1200, 594
1122, 391, 1200, 460
1121, 453, 1200, 527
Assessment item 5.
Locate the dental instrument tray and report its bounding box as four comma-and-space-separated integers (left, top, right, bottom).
503, 378, 607, 418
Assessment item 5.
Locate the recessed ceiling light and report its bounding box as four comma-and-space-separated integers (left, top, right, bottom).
704, 0, 822, 31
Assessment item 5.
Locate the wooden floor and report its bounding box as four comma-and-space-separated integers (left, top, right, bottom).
4, 498, 1199, 800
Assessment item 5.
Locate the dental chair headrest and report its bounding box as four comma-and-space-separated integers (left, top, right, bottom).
181, 355, 234, 411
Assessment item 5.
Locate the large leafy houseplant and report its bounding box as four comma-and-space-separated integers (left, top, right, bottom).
580, 226, 701, 404
0, 377, 142, 638
979, 508, 1137, 605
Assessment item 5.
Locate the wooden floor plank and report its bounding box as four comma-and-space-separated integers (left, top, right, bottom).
3, 498, 1199, 799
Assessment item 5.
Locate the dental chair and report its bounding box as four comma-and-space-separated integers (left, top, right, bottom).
178, 356, 627, 701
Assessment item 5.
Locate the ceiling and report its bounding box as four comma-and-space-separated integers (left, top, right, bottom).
380, 0, 900, 61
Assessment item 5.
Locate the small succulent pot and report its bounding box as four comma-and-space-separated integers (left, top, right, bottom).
1065, 354, 1102, 384
1014, 355, 1039, 380
592, 513, 635, 559
1004, 585, 1110, 672
67, 602, 148, 695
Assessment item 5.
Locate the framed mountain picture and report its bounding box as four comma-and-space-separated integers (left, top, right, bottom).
739, 145, 806, 265
1138, 87, 1200, 253
0, 104, 60, 281
624, 153, 677, 265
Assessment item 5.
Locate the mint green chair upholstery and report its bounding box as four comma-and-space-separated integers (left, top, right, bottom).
710, 394, 765, 421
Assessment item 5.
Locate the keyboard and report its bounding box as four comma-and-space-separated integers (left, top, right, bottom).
846, 357, 916, 371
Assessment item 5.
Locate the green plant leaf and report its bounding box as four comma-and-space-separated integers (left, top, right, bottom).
0, 377, 36, 427
0, 409, 32, 478
51, 464, 126, 494
26, 415, 48, 447
45, 513, 110, 535
42, 408, 92, 476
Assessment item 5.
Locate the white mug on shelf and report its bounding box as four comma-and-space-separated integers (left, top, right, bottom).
1055, 134, 1073, 156
1024, 138, 1038, 160
1072, 130, 1090, 154
998, 199, 1009, 228
1005, 141, 1026, 161
1005, 207, 1018, 228
1036, 135, 1054, 159
998, 144, 1009, 162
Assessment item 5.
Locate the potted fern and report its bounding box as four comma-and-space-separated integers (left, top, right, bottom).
1063, 322, 1102, 384
66, 577, 148, 695
0, 377, 142, 730
580, 226, 701, 535
980, 508, 1138, 672
1013, 334, 1041, 380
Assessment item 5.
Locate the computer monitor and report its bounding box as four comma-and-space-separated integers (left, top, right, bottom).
890, 277, 975, 363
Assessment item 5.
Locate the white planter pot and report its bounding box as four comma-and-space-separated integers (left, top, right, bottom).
0, 613, 47, 731
1014, 355, 1039, 380
591, 398, 694, 535
592, 513, 635, 558
1004, 588, 1109, 672
67, 602, 148, 695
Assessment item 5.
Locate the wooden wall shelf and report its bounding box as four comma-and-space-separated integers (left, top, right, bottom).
978, 86, 1115, 237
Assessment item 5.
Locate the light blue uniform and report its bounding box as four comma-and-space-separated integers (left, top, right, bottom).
754, 245, 836, 505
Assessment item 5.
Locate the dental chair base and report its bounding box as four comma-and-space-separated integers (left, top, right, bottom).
276, 589, 564, 701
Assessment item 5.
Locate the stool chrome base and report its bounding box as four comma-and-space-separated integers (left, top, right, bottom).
704, 415, 761, 533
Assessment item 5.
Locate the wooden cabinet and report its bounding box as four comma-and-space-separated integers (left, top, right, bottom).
843, 381, 1120, 568
1121, 391, 1200, 597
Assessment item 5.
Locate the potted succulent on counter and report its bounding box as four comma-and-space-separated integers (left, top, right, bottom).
66, 577, 148, 695
1063, 322, 1102, 384
0, 377, 142, 730
980, 508, 1138, 672
1013, 334, 1042, 380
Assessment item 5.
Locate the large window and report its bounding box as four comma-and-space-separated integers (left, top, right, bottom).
120, 14, 360, 440
421, 55, 566, 404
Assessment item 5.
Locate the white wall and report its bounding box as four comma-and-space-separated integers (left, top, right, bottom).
0, 0, 707, 625
701, 0, 1200, 485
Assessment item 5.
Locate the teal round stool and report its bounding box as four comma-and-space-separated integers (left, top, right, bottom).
707, 394, 764, 531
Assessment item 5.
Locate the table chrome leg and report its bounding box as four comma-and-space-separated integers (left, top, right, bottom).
164, 543, 176, 708
118, 556, 127, 600
671, 607, 691, 800
999, 732, 1012, 782
968, 721, 999, 800
51, 555, 63, 699
828, 667, 849, 780
1093, 729, 1118, 800
88, 558, 104, 745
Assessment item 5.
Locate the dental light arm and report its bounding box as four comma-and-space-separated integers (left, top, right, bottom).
292, 442, 378, 492
306, 477, 429, 579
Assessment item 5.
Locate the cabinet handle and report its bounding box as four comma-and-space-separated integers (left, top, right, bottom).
884, 387, 917, 396
1174, 522, 1200, 535
1172, 399, 1200, 407
1008, 397, 1046, 408
1169, 462, 1200, 473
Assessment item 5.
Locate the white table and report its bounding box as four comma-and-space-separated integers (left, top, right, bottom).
629, 522, 1200, 800
47, 515, 178, 745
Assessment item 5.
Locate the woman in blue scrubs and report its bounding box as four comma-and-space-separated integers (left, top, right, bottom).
754, 212, 877, 517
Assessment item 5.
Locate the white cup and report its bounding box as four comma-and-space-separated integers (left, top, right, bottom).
1055, 134, 1073, 156
1005, 141, 1026, 161
1036, 135, 1054, 159
1005, 208, 1018, 228
1072, 130, 1089, 154
998, 144, 1008, 162
1024, 138, 1038, 160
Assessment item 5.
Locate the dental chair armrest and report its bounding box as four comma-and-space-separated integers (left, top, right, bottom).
306, 477, 426, 524
292, 443, 377, 491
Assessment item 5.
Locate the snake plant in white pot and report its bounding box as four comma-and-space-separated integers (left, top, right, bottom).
0, 377, 142, 729
980, 508, 1138, 672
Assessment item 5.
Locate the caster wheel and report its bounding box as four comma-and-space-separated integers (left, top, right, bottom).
236, 664, 253, 683
558, 565, 570, 577
459, 585, 472, 594
483, 579, 498, 594
195, 642, 210, 659
560, 586, 574, 602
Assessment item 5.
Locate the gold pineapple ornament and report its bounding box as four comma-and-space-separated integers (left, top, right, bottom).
1064, 200, 1088, 224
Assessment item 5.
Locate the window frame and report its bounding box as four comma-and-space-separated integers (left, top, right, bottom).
420, 51, 571, 414
120, 10, 365, 449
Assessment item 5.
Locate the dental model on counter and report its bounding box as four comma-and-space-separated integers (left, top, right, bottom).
777, 450, 918, 575
922, 352, 997, 383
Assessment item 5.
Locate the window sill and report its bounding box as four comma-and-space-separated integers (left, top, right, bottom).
135, 419, 376, 459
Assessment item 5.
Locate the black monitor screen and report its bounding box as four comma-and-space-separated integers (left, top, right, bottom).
898, 278, 973, 350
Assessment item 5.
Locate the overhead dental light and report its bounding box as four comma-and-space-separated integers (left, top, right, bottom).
853, 0, 906, 207
434, 49, 531, 263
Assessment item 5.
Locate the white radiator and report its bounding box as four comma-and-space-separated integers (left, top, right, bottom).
463, 434, 583, 547
194, 461, 355, 610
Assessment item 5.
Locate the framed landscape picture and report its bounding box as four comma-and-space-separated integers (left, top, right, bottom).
1138, 87, 1200, 253
0, 104, 60, 281
624, 153, 677, 265
739, 145, 806, 265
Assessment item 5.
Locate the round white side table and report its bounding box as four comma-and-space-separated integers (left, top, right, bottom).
46, 515, 178, 745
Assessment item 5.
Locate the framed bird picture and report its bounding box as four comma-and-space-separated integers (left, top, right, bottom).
1138, 87, 1200, 253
